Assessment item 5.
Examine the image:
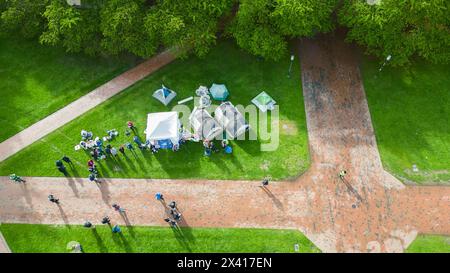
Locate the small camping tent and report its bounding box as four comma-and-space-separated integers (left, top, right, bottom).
189, 107, 223, 141
251, 91, 276, 112
215, 101, 249, 139
153, 85, 176, 106
145, 112, 181, 149
209, 84, 229, 101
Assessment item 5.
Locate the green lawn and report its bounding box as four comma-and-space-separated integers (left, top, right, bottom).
362, 58, 450, 184
406, 235, 450, 253
0, 37, 139, 142
0, 40, 309, 180
0, 223, 320, 253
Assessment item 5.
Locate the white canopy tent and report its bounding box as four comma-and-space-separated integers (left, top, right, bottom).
144, 112, 181, 148
189, 107, 223, 141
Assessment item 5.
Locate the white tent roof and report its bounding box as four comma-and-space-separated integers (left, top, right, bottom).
145, 112, 180, 143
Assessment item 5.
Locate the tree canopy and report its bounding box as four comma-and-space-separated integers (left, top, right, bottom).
0, 0, 448, 65
339, 0, 450, 65
229, 0, 337, 60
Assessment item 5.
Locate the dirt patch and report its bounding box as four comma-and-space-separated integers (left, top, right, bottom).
281, 121, 299, 135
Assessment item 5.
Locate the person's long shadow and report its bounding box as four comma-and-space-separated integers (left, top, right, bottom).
20, 183, 33, 209
176, 212, 196, 243
120, 211, 136, 239
91, 228, 108, 253
118, 232, 133, 253
170, 225, 193, 253
340, 177, 365, 205
96, 180, 111, 205
260, 186, 284, 211
65, 177, 80, 198
56, 204, 71, 228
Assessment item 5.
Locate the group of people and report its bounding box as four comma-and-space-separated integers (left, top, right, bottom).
55, 155, 73, 175
202, 139, 232, 157
155, 193, 182, 227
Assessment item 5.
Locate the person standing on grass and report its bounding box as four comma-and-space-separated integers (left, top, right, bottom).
88, 159, 95, 168
83, 221, 94, 229
119, 145, 125, 155
112, 225, 121, 233
261, 178, 269, 187
339, 170, 347, 180
126, 142, 134, 151
127, 121, 136, 133
105, 144, 112, 156
111, 147, 118, 157
89, 173, 100, 183
101, 216, 111, 225
48, 194, 59, 204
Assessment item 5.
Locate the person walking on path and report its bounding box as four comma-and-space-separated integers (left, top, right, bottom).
83, 221, 94, 229
88, 173, 100, 183
168, 201, 177, 210
9, 173, 25, 183
155, 192, 164, 201
48, 194, 59, 204
112, 203, 125, 213
101, 216, 111, 225
339, 170, 347, 180
261, 178, 269, 187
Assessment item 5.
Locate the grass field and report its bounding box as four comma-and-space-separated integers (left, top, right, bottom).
0, 223, 320, 253
0, 40, 309, 180
362, 58, 450, 184
406, 235, 450, 253
0, 37, 139, 142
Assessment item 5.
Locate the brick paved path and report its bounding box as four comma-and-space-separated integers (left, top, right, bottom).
0, 50, 175, 162
0, 230, 11, 253
0, 35, 448, 252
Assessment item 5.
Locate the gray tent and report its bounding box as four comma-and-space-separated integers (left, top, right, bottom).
189, 107, 223, 141
153, 85, 177, 106
214, 101, 249, 139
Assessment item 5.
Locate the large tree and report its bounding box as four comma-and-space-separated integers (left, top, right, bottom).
144, 0, 234, 57
229, 0, 337, 60
100, 0, 157, 57
0, 0, 49, 38
339, 0, 450, 65
39, 0, 101, 55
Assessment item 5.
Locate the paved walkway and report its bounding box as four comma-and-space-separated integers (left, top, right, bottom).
0, 230, 11, 253
0, 50, 175, 162
0, 35, 448, 253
